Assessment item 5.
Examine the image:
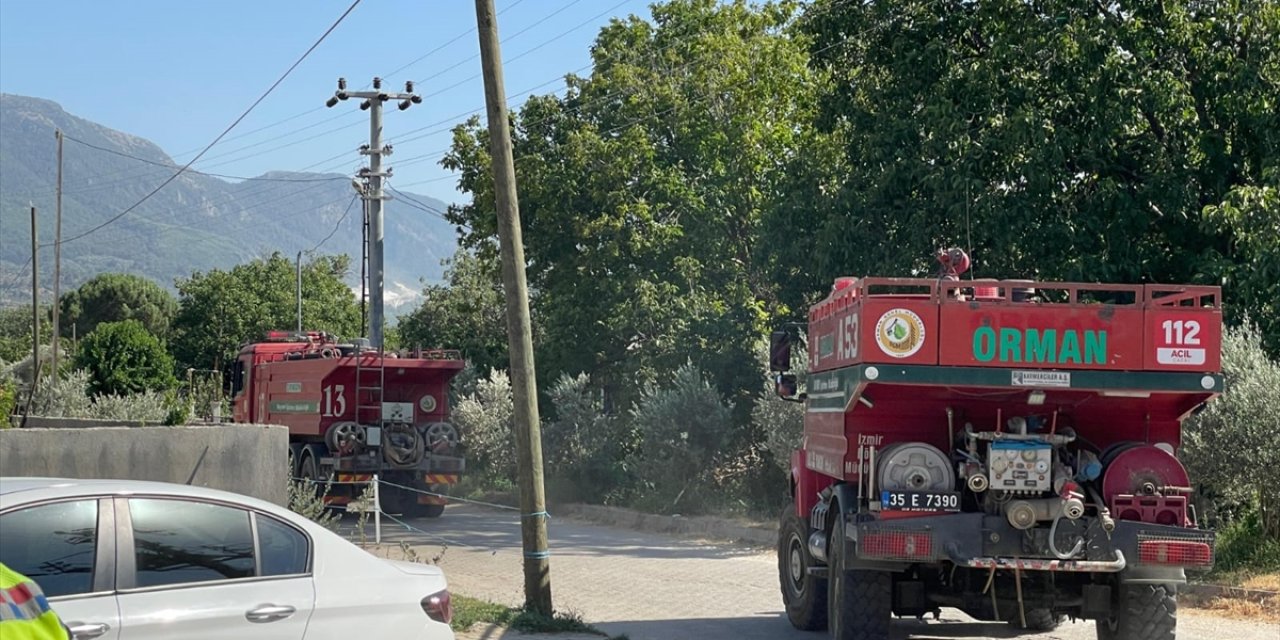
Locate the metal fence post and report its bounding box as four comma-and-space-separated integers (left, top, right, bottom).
372, 474, 382, 544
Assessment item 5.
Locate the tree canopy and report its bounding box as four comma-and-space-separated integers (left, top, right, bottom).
442, 0, 823, 408
75, 319, 176, 396
794, 0, 1279, 337
397, 247, 509, 374
170, 253, 361, 370
59, 272, 177, 339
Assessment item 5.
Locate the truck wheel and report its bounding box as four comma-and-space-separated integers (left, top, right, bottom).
778, 503, 827, 630
298, 452, 321, 494
1009, 608, 1064, 632
414, 503, 446, 518
1096, 584, 1176, 640
827, 514, 891, 640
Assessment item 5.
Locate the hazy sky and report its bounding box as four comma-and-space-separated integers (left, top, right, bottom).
0, 0, 651, 203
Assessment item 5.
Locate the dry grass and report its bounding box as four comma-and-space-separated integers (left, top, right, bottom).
1240, 573, 1280, 592
1184, 593, 1280, 623
1184, 571, 1280, 623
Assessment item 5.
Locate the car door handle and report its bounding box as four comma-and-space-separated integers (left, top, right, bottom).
66, 622, 111, 640
245, 604, 296, 623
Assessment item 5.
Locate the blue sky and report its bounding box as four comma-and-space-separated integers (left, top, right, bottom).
0, 0, 653, 203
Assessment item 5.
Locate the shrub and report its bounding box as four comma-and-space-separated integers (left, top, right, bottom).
1183, 323, 1280, 538
90, 390, 170, 423
543, 373, 636, 504
287, 473, 338, 531
29, 369, 95, 418
753, 380, 805, 474
76, 320, 176, 396
0, 376, 16, 426
452, 368, 516, 486
1212, 500, 1280, 578
627, 361, 733, 513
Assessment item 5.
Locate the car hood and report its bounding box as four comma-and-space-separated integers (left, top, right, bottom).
385, 558, 446, 579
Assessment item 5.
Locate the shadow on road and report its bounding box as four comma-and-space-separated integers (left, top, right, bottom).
594, 612, 1039, 640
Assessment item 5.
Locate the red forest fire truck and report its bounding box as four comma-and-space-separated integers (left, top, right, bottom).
773, 250, 1221, 640
231, 331, 466, 517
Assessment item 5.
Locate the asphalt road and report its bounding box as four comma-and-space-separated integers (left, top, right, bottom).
370, 505, 1278, 640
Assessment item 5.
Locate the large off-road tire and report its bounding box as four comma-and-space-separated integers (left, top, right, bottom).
298, 450, 321, 495
827, 513, 891, 640
1008, 608, 1064, 632
415, 502, 446, 518
778, 503, 827, 631
1096, 584, 1176, 640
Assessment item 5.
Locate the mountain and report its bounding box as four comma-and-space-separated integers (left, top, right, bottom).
0, 93, 459, 312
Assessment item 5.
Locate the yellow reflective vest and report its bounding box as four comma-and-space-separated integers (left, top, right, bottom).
0, 563, 70, 640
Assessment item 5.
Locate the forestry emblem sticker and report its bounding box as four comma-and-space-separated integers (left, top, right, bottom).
875, 309, 926, 358
419, 395, 438, 413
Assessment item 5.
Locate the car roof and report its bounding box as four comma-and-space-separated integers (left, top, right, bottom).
0, 477, 283, 513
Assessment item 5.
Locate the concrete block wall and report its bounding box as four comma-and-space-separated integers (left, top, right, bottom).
0, 424, 289, 505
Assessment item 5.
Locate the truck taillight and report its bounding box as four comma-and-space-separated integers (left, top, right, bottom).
859, 531, 934, 561
1138, 540, 1213, 567
421, 589, 452, 624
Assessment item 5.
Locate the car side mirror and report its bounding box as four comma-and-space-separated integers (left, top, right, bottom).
770, 330, 792, 372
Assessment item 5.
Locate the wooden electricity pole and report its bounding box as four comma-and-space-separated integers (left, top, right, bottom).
474, 0, 552, 614
30, 205, 40, 378
52, 129, 63, 376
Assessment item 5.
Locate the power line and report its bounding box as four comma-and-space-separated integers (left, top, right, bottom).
181, 0, 628, 179
51, 0, 365, 249
308, 195, 361, 253
48, 0, 645, 195
414, 0, 589, 87
60, 134, 348, 183
386, 183, 451, 221
161, 0, 533, 165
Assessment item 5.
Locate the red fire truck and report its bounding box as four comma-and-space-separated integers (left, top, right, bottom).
231, 331, 466, 517
774, 250, 1221, 639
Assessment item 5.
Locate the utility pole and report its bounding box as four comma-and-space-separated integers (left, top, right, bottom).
352, 176, 371, 333
51, 130, 63, 377
30, 205, 39, 379
326, 78, 419, 349
474, 0, 552, 614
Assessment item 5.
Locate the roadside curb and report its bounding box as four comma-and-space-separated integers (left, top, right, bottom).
1184, 582, 1280, 603
454, 623, 601, 640
557, 503, 775, 547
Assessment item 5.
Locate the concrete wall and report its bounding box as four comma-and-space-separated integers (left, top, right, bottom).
9, 416, 162, 429
0, 424, 289, 506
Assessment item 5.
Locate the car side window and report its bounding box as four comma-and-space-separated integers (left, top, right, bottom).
129, 499, 254, 588
0, 500, 98, 597
254, 514, 309, 576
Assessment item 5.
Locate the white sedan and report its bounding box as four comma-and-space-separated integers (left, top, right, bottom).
0, 477, 455, 640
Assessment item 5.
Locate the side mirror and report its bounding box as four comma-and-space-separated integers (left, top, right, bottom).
775, 373, 799, 399
769, 330, 792, 372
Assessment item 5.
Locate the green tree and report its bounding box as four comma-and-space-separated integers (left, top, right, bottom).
1205, 176, 1280, 352
75, 320, 176, 396
442, 0, 823, 412
59, 273, 177, 339
790, 0, 1278, 308
398, 248, 508, 373
0, 305, 52, 364
1183, 323, 1280, 539
627, 362, 733, 513
170, 253, 361, 370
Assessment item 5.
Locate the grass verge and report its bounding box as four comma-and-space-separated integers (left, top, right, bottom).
451, 594, 627, 638
1182, 573, 1280, 623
